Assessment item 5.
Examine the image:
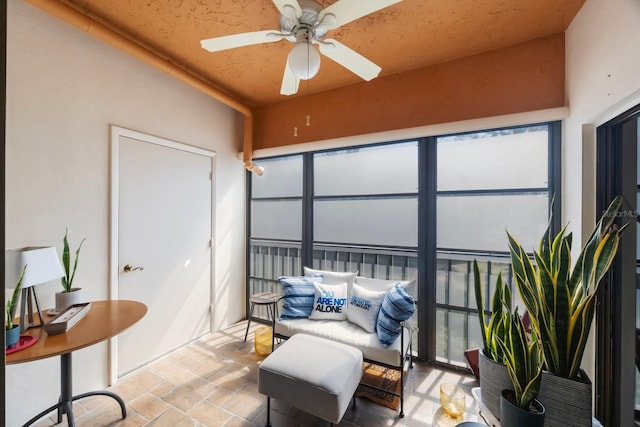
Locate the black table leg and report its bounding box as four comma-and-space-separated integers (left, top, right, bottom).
266, 396, 272, 427
22, 352, 127, 427
60, 353, 73, 424
243, 303, 256, 342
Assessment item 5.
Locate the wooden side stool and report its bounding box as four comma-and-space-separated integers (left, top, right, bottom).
243, 292, 280, 342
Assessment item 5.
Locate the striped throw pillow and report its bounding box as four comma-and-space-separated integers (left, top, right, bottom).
278, 276, 318, 319
376, 283, 415, 347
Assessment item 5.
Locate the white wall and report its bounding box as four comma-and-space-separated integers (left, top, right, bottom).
5, 1, 246, 425
7, 0, 640, 423
564, 0, 640, 382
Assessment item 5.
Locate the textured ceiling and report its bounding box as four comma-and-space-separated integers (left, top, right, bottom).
57, 0, 585, 108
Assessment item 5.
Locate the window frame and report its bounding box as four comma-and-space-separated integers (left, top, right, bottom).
246, 121, 561, 368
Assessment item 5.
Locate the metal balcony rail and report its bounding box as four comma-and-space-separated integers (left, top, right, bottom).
247, 239, 515, 369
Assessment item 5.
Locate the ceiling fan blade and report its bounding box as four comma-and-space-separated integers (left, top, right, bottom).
272, 0, 302, 19
280, 58, 300, 95
318, 39, 381, 81
201, 30, 284, 52
319, 0, 402, 28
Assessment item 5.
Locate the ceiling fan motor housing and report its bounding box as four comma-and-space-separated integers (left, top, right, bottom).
280, 0, 329, 41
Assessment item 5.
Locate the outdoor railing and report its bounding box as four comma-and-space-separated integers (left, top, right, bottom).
247, 239, 514, 369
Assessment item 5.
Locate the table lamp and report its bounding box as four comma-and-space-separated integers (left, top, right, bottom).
5, 246, 65, 332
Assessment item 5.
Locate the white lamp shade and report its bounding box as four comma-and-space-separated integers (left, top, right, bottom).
288, 42, 321, 80
5, 246, 64, 289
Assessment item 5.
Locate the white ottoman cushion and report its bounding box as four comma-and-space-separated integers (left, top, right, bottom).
259, 334, 363, 424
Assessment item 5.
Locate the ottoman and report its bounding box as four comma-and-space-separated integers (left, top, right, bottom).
259, 334, 363, 426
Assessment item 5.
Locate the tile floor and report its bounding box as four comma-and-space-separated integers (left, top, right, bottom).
32, 321, 482, 427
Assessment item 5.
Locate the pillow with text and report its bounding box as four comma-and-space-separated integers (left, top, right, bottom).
347, 283, 386, 333
308, 281, 349, 321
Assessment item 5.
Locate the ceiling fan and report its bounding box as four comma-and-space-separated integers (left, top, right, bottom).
200, 0, 402, 96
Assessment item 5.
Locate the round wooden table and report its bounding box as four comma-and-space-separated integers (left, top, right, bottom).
6, 300, 147, 427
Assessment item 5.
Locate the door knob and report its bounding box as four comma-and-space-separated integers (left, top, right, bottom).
124, 264, 144, 273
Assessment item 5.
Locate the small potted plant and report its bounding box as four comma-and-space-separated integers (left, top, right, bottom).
496, 310, 545, 427
55, 229, 86, 313
472, 259, 512, 418
6, 265, 27, 348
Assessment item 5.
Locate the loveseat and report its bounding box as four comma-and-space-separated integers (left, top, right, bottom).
271, 267, 416, 417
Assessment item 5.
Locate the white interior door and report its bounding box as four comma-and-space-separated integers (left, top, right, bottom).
113, 128, 214, 376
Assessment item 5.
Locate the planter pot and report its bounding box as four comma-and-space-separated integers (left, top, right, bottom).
55, 288, 84, 313
500, 389, 545, 427
464, 348, 480, 380
478, 350, 511, 420
6, 325, 20, 349
536, 369, 592, 427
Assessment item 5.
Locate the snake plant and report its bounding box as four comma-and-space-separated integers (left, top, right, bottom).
61, 229, 86, 293
6, 265, 27, 330
473, 259, 511, 362
507, 195, 626, 379
497, 309, 543, 409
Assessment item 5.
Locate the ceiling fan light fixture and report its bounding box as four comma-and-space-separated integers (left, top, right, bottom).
288, 42, 321, 80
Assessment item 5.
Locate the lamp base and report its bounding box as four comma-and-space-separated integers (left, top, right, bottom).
20, 287, 44, 332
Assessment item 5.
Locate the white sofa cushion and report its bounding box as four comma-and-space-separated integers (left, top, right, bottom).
275, 317, 410, 367
355, 277, 416, 295
304, 267, 357, 285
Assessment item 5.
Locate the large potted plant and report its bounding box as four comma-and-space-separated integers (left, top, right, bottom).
6, 265, 27, 349
507, 195, 626, 426
472, 259, 512, 419
55, 229, 86, 313
497, 310, 545, 427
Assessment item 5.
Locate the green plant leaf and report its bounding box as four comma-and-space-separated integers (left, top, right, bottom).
6, 265, 27, 329
502, 280, 512, 312
507, 233, 538, 317
62, 229, 71, 291
538, 221, 553, 270
567, 295, 597, 378
591, 232, 620, 292
473, 259, 512, 363
533, 250, 555, 327
473, 260, 489, 352
554, 235, 572, 375
61, 229, 86, 292
69, 237, 86, 289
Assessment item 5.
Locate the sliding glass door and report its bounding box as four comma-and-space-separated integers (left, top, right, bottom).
596, 107, 640, 426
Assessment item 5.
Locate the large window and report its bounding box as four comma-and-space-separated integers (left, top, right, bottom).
248, 155, 303, 320
312, 142, 418, 279
247, 122, 559, 368
435, 126, 554, 367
